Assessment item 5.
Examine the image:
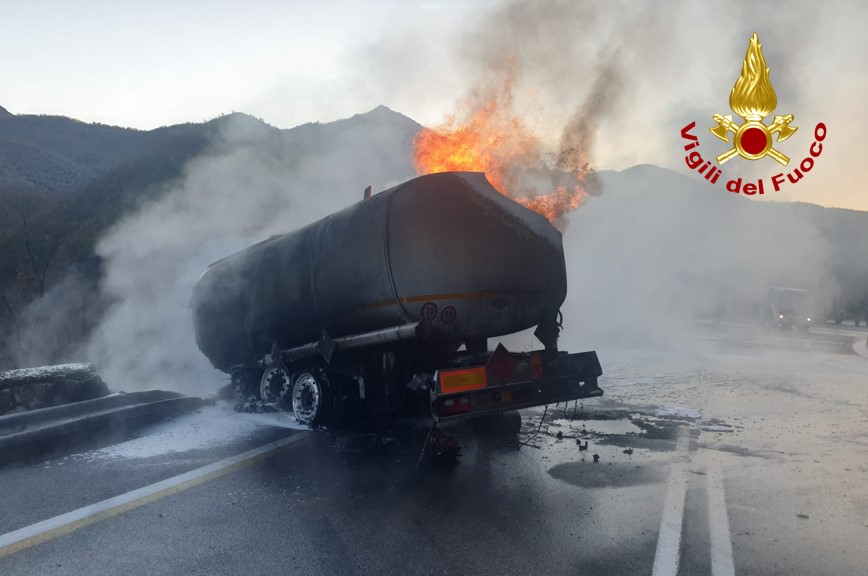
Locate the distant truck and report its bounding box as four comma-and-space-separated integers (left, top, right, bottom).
191, 172, 602, 428
763, 287, 813, 330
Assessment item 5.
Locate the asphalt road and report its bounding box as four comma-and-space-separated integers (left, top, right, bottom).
1, 322, 866, 575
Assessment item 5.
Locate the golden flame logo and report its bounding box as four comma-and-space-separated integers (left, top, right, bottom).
730, 33, 777, 120
710, 33, 797, 165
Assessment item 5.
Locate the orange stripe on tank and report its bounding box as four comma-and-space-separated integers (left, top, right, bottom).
361, 291, 503, 311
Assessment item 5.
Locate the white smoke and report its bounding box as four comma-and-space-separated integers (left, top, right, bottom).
85, 111, 416, 393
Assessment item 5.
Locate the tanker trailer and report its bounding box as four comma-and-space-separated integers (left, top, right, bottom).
191, 171, 602, 427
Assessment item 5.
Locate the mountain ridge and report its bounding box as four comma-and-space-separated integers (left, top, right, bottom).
0, 105, 421, 290
0, 104, 866, 371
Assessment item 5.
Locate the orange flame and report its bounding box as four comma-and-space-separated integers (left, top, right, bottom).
519, 185, 588, 220
413, 67, 591, 222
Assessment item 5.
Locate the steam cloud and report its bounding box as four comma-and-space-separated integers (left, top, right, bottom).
83, 114, 416, 393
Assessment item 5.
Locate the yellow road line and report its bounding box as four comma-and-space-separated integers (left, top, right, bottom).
0, 433, 310, 559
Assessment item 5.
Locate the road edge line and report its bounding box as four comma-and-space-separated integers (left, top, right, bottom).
0, 432, 310, 559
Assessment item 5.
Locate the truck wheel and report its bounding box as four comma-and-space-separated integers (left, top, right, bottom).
291, 371, 329, 427
474, 411, 522, 436
259, 366, 291, 404
233, 365, 265, 400
499, 411, 523, 435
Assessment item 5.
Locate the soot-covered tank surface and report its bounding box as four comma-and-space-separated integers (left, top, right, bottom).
191, 172, 568, 371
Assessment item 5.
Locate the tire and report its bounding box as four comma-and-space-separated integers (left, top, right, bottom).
290, 371, 331, 427
474, 411, 522, 436
499, 411, 523, 435
233, 365, 266, 399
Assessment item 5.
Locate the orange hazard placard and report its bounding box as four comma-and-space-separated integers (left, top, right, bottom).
439, 367, 487, 394
531, 352, 544, 380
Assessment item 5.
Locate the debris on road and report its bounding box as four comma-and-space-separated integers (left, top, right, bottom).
234, 399, 283, 414
701, 418, 737, 433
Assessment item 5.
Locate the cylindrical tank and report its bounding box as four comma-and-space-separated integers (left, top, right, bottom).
191, 171, 567, 371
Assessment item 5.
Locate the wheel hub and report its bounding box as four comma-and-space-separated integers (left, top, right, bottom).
259, 366, 290, 404
292, 373, 321, 425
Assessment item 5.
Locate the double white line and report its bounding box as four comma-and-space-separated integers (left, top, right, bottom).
651, 429, 735, 576
707, 457, 736, 576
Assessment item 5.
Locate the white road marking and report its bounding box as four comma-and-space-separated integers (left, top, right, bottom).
707, 456, 736, 576
651, 429, 691, 576
0, 433, 309, 558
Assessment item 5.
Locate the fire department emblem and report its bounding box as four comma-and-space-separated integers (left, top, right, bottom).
710, 33, 797, 166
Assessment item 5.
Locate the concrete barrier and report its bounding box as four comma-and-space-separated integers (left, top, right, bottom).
0, 390, 204, 465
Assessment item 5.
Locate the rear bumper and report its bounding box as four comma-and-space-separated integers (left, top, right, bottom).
430, 350, 603, 421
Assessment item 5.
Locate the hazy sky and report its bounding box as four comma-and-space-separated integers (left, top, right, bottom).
3, 0, 868, 210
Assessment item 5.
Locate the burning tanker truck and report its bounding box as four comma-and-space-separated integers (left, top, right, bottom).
191, 171, 602, 428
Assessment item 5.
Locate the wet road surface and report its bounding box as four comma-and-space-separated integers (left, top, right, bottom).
1, 322, 866, 575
